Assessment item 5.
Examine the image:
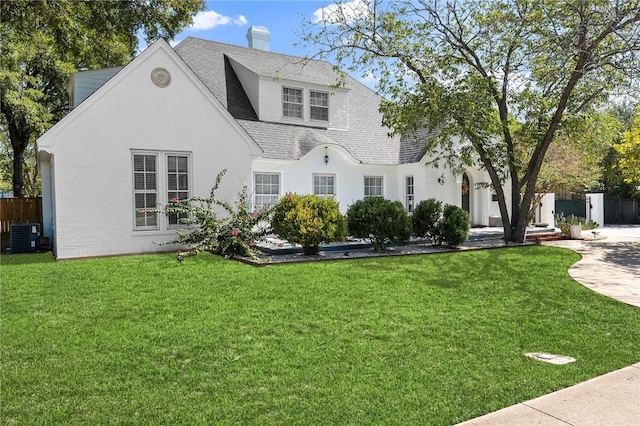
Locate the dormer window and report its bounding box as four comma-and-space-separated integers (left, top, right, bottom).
282, 87, 303, 119
310, 90, 329, 121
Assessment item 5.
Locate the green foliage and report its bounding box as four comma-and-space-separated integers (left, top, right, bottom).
614, 110, 640, 192
412, 198, 443, 244
0, 0, 205, 196
153, 170, 270, 259
537, 111, 624, 195
271, 193, 347, 255
300, 0, 640, 242
347, 197, 411, 251
554, 213, 599, 237
437, 205, 471, 247
411, 199, 469, 247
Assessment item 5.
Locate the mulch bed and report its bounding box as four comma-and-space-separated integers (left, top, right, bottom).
238, 237, 532, 266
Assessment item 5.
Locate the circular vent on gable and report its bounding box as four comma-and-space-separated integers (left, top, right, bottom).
151, 67, 171, 88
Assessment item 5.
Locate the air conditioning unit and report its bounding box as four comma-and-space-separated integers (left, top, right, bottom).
10, 223, 40, 253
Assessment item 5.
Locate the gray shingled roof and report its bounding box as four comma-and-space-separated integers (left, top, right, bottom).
174, 36, 426, 165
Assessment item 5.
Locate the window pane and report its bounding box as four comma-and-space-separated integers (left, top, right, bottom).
134, 155, 145, 172
310, 106, 329, 121
168, 174, 177, 190
255, 173, 280, 209
283, 87, 303, 118
177, 156, 188, 172
134, 173, 144, 190
135, 193, 145, 209
310, 91, 328, 106
145, 156, 155, 171
146, 172, 156, 190
178, 174, 188, 190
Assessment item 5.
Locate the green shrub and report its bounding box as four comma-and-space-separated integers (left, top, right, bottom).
554, 213, 599, 237
347, 197, 411, 251
437, 204, 470, 247
412, 198, 443, 244
554, 213, 574, 237
271, 193, 347, 255
152, 170, 270, 259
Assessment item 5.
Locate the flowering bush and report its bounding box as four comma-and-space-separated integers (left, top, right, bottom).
270, 193, 347, 255
153, 170, 270, 259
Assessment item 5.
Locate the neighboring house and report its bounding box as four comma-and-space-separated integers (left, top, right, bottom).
38, 27, 507, 259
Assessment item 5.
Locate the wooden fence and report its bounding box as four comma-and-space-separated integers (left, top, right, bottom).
0, 197, 43, 250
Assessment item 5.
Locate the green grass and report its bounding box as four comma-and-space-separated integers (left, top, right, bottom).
2, 246, 639, 425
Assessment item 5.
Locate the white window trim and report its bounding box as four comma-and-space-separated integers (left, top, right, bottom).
132, 152, 159, 231
309, 89, 329, 122
282, 86, 304, 120
166, 153, 191, 229
313, 173, 337, 198
132, 150, 192, 232
253, 172, 281, 211
405, 175, 415, 212
364, 175, 383, 198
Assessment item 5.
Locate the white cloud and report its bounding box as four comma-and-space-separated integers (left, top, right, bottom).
189, 10, 248, 31
358, 71, 378, 88
313, 0, 370, 25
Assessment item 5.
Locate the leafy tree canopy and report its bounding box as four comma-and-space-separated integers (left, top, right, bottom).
301, 0, 640, 241
0, 0, 205, 196
614, 108, 640, 191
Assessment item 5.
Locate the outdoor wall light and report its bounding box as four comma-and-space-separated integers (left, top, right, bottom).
324, 147, 329, 165
437, 173, 446, 185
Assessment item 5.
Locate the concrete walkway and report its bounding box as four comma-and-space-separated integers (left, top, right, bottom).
457, 225, 640, 426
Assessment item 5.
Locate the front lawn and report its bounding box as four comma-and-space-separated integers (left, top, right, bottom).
2, 246, 639, 425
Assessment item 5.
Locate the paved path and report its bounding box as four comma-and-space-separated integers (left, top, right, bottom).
457, 225, 640, 426
545, 226, 640, 307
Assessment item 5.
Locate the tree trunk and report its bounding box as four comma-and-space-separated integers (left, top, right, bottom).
11, 147, 25, 197
7, 117, 29, 198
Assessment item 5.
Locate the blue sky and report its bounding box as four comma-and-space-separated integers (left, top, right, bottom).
171, 0, 339, 57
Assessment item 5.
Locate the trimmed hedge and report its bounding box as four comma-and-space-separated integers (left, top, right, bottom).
347, 197, 411, 251
271, 193, 347, 255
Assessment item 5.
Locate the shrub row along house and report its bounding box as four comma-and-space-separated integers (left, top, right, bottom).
37, 27, 507, 259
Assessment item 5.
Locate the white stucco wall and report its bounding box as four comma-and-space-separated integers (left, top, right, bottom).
251, 146, 506, 226
587, 193, 604, 228
252, 145, 397, 212
38, 40, 261, 259
228, 59, 260, 116
257, 77, 350, 130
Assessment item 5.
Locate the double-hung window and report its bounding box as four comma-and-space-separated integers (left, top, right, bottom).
405, 176, 414, 212
133, 154, 159, 229
314, 174, 335, 198
133, 152, 190, 230
282, 87, 303, 119
167, 155, 190, 225
364, 176, 383, 197
254, 173, 280, 210
309, 90, 329, 121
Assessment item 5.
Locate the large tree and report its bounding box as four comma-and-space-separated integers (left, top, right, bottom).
301, 0, 640, 242
0, 0, 205, 197
614, 107, 640, 192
